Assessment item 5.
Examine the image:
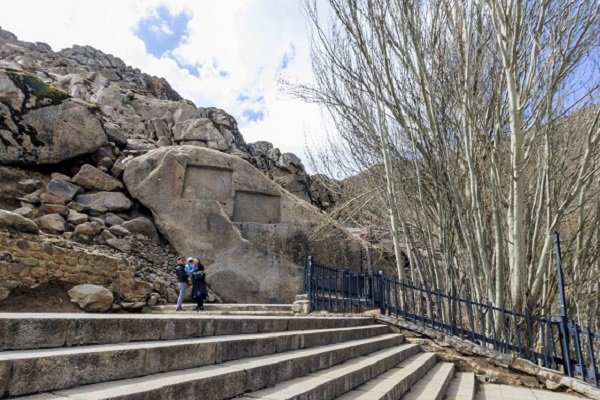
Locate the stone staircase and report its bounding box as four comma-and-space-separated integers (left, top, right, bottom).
142, 303, 294, 316
0, 312, 476, 399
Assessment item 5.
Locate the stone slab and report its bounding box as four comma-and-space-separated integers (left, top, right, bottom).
0, 313, 374, 350
19, 333, 405, 399
0, 325, 390, 396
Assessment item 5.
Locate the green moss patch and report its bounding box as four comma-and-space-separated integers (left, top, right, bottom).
3, 68, 70, 106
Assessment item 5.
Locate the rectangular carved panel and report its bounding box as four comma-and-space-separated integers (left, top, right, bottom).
232, 191, 281, 224
182, 166, 233, 202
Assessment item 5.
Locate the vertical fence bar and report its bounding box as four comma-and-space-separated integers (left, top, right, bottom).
584, 328, 598, 387
307, 256, 313, 309
457, 298, 464, 336
555, 233, 573, 377
572, 322, 586, 380
410, 283, 417, 322
394, 279, 399, 318
426, 286, 434, 329
436, 290, 443, 331
378, 271, 385, 315
467, 298, 476, 342
526, 313, 534, 361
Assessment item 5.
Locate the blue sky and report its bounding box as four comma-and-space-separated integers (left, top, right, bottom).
0, 0, 327, 166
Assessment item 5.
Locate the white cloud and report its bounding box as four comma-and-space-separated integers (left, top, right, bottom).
0, 0, 328, 169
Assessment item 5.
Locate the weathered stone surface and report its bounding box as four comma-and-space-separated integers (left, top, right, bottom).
74, 221, 103, 237
124, 145, 361, 302
0, 96, 107, 165
103, 213, 124, 226
17, 178, 41, 192
109, 224, 129, 237
36, 213, 65, 234
72, 164, 124, 191
172, 117, 228, 150
66, 209, 88, 225
43, 178, 80, 205
39, 203, 69, 216
106, 237, 131, 253
0, 210, 38, 233
0, 69, 25, 110
122, 216, 158, 242
12, 207, 33, 218
103, 122, 127, 146
68, 284, 113, 312
126, 138, 156, 151
75, 191, 132, 213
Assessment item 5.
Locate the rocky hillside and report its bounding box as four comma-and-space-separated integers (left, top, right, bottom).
0, 27, 338, 209
0, 27, 358, 310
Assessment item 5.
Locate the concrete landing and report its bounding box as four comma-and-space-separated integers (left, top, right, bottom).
476, 384, 586, 399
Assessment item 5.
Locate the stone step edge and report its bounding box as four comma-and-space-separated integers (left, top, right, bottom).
237, 345, 426, 400
1, 325, 391, 396
0, 314, 375, 351
401, 362, 455, 400
444, 372, 476, 400
314, 352, 437, 400
15, 335, 410, 400
0, 324, 389, 361
142, 311, 295, 316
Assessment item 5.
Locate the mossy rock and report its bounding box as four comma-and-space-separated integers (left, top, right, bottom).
3, 68, 70, 106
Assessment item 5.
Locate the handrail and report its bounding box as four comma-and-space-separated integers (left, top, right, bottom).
304, 257, 600, 388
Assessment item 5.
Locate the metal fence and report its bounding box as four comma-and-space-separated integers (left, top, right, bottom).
303, 235, 599, 388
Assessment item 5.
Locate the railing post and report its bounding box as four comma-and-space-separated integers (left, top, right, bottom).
378, 270, 385, 315
306, 256, 314, 308
555, 233, 573, 377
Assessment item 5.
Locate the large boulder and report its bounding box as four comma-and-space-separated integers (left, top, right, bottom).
68, 284, 113, 312
72, 164, 124, 191
123, 145, 361, 303
0, 70, 107, 165
75, 192, 132, 213
172, 117, 228, 150
36, 213, 65, 234
121, 217, 159, 242
42, 178, 80, 205
0, 210, 38, 233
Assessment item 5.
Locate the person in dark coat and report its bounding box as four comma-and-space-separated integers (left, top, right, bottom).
174, 256, 188, 311
191, 257, 208, 311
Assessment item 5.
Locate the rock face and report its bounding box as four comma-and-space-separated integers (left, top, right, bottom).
68, 284, 113, 312
0, 70, 107, 165
0, 27, 354, 308
124, 146, 361, 302
0, 27, 339, 210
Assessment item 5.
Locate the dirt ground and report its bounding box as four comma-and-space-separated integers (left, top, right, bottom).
0, 281, 83, 313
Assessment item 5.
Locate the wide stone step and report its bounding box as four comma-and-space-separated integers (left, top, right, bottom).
444, 372, 476, 400
157, 310, 295, 316
402, 362, 455, 400
143, 303, 293, 313
236, 345, 425, 400
0, 324, 390, 397
14, 334, 409, 400
0, 313, 374, 350
334, 352, 438, 400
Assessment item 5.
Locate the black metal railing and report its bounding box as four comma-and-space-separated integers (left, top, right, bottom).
303, 235, 600, 388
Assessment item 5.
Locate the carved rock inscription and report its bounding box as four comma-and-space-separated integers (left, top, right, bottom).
232, 191, 281, 224
182, 165, 232, 202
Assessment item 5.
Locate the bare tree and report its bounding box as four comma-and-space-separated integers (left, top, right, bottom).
297, 0, 600, 322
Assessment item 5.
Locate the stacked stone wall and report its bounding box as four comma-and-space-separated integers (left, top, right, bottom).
0, 230, 147, 303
